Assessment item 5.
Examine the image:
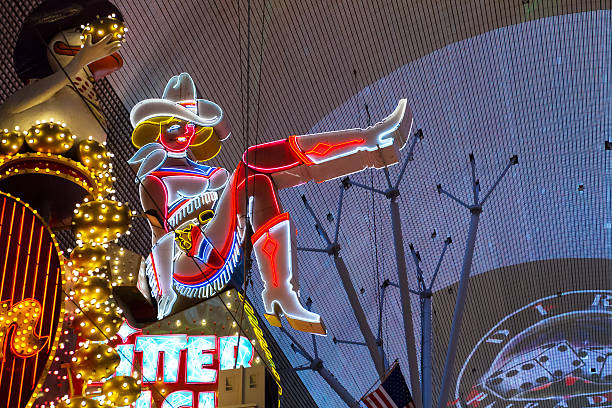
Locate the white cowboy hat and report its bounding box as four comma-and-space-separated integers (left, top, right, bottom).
130, 72, 231, 140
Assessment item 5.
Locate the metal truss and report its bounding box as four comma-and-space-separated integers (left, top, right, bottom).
296, 130, 424, 407
284, 125, 518, 408
436, 153, 518, 408
279, 298, 361, 408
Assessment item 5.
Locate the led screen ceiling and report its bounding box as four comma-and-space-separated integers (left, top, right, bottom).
0, 2, 608, 407
234, 12, 610, 407
438, 258, 612, 408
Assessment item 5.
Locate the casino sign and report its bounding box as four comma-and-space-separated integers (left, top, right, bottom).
0, 191, 65, 408
94, 288, 281, 408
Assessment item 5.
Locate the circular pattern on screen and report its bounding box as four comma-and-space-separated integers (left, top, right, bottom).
457, 290, 612, 408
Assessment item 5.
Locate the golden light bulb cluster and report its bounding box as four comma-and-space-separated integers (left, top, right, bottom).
100, 375, 141, 406
60, 129, 141, 407
81, 16, 127, 44
71, 343, 120, 382
64, 240, 141, 404
25, 120, 76, 154
73, 308, 122, 342
1, 128, 25, 155
58, 396, 103, 408
73, 276, 112, 304
69, 243, 108, 272
77, 139, 111, 174
72, 198, 132, 244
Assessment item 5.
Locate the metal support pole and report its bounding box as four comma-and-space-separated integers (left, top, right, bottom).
377, 283, 387, 342
317, 364, 361, 408
408, 237, 450, 408
377, 283, 389, 372
301, 194, 386, 379
283, 328, 361, 408
437, 209, 480, 408
421, 290, 433, 408
437, 154, 517, 408
390, 197, 422, 408
334, 255, 386, 379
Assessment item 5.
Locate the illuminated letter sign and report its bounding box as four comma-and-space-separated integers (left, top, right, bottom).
0, 192, 65, 408
186, 336, 216, 383
110, 322, 254, 407
135, 334, 187, 383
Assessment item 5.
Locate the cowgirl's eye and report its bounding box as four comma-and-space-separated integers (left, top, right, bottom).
167, 124, 181, 132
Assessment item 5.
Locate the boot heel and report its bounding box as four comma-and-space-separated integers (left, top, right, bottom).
285, 316, 327, 336
264, 313, 282, 327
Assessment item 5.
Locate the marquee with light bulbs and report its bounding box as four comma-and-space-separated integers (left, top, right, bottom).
0, 4, 150, 407
0, 122, 114, 228
0, 191, 65, 408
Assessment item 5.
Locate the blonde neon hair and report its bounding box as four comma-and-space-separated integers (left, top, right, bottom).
131, 116, 222, 161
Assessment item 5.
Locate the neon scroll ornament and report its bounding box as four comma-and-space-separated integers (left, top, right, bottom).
128, 73, 413, 335
0, 191, 65, 408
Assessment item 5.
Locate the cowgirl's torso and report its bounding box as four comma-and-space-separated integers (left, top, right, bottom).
148, 160, 230, 231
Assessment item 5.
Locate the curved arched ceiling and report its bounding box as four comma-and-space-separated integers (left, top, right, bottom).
109, 0, 611, 162
105, 2, 611, 407
251, 11, 607, 406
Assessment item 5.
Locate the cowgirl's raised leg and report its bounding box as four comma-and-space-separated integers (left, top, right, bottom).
245, 99, 413, 189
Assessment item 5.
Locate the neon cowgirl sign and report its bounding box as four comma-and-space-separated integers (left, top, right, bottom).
128, 73, 413, 335
107, 321, 255, 408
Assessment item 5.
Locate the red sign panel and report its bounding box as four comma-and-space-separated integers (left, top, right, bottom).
0, 192, 64, 408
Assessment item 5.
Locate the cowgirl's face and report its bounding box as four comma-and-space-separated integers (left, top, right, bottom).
159, 121, 196, 152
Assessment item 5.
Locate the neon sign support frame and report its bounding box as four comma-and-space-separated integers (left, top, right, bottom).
296, 131, 518, 408
296, 131, 423, 389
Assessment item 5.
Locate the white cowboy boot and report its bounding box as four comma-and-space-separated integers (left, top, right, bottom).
287, 99, 413, 184
252, 213, 326, 335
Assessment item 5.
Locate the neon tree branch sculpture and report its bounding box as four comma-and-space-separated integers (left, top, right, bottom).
128, 73, 413, 336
